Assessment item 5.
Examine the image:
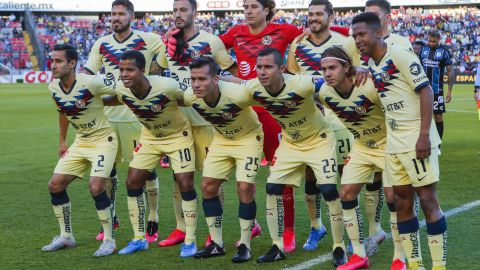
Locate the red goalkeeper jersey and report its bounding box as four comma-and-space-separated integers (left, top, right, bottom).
220, 23, 303, 79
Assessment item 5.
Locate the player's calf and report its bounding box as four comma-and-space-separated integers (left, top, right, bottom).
319, 184, 347, 267
257, 183, 286, 263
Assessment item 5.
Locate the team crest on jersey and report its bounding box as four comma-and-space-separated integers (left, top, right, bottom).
262, 35, 272, 45
75, 99, 86, 109
191, 49, 201, 59
151, 104, 163, 112
285, 100, 297, 109
355, 105, 367, 115
387, 118, 398, 130
222, 112, 233, 120
366, 140, 377, 149
381, 71, 390, 83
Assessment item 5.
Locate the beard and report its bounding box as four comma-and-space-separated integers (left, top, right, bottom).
112, 21, 130, 33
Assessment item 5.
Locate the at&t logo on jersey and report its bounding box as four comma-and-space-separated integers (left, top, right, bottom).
239, 61, 251, 77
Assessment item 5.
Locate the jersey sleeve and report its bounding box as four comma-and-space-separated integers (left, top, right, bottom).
244, 79, 261, 105
284, 24, 304, 43
211, 36, 235, 70
164, 77, 184, 99
219, 27, 236, 50
343, 37, 360, 64
182, 87, 196, 106
443, 48, 453, 66
146, 32, 165, 55
395, 48, 430, 92
286, 40, 300, 74
85, 39, 103, 74
87, 74, 116, 95
317, 84, 329, 106
295, 75, 320, 95
156, 46, 169, 69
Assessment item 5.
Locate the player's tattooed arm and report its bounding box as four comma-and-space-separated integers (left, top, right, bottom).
445, 64, 454, 103
149, 61, 164, 76
416, 85, 434, 159
58, 113, 69, 157
102, 95, 122, 106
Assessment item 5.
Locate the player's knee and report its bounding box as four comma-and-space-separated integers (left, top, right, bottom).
340, 186, 356, 201
237, 182, 255, 202
89, 180, 105, 197
175, 173, 194, 191
319, 184, 339, 202
266, 183, 285, 195
201, 180, 218, 197
48, 180, 63, 193
305, 180, 320, 195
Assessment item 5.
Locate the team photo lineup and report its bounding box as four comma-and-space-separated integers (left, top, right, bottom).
3, 0, 479, 269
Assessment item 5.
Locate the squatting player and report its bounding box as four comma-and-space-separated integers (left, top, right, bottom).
286, 0, 355, 253
84, 0, 164, 242
316, 46, 406, 270
42, 44, 118, 257
234, 48, 345, 266
178, 57, 263, 263
104, 51, 199, 257
352, 12, 446, 270
157, 0, 237, 248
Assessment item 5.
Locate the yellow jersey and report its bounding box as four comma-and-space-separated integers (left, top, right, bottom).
86, 30, 165, 122
115, 76, 190, 145
49, 73, 115, 143
157, 29, 235, 126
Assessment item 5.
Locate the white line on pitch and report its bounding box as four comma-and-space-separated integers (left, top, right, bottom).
448, 109, 476, 114
283, 200, 480, 270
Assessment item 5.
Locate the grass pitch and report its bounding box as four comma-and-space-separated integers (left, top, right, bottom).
0, 83, 479, 269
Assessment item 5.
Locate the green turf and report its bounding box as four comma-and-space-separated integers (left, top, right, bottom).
0, 83, 478, 269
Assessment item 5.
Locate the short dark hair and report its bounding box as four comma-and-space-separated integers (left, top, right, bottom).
321, 46, 355, 77
413, 40, 425, 46
246, 0, 276, 22
428, 29, 441, 39
257, 47, 283, 67
309, 0, 334, 17
189, 56, 219, 77
174, 0, 197, 11
53, 43, 78, 64
120, 50, 145, 70
352, 12, 382, 31
365, 0, 391, 14
112, 0, 134, 14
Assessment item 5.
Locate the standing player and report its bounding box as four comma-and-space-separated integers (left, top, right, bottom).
84, 0, 164, 242
238, 48, 346, 266
317, 46, 406, 270
156, 0, 237, 248
42, 44, 117, 257
342, 0, 416, 255
418, 29, 454, 140
219, 0, 305, 252
286, 0, 355, 252
352, 13, 446, 270
178, 57, 263, 262
105, 51, 199, 257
